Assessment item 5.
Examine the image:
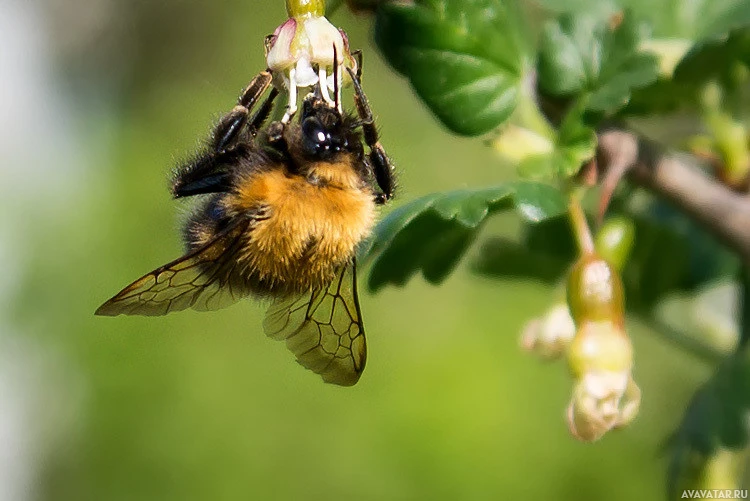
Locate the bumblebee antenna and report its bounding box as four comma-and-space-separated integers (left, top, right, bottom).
333, 43, 341, 112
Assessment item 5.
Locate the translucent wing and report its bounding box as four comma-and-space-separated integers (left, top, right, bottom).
95, 220, 251, 317
263, 261, 366, 386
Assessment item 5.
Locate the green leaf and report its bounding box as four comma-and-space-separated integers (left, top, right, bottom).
537, 12, 659, 114
555, 99, 597, 176
366, 182, 566, 292
622, 0, 750, 39
673, 28, 750, 86
666, 353, 750, 497
536, 0, 750, 38
516, 99, 597, 179
374, 0, 530, 136
471, 237, 568, 284
626, 28, 750, 116
617, 0, 750, 117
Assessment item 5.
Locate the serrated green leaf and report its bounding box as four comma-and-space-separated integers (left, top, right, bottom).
374, 0, 530, 136
366, 182, 566, 292
537, 12, 659, 114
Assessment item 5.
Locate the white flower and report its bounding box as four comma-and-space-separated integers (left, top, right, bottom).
520, 303, 576, 360
566, 320, 641, 442
266, 14, 357, 122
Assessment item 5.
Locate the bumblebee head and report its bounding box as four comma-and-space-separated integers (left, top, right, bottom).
298, 95, 350, 160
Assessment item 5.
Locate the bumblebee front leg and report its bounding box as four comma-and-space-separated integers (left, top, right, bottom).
351, 49, 363, 81
212, 70, 274, 153
346, 67, 396, 204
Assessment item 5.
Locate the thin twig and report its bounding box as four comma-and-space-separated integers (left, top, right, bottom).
598, 129, 750, 264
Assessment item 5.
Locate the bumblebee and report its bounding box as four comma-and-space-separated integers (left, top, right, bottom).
96, 64, 395, 386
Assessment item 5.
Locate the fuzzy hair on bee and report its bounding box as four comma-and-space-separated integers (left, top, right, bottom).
96, 63, 396, 386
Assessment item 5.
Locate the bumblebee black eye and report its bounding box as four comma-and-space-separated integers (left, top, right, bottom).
302, 117, 332, 157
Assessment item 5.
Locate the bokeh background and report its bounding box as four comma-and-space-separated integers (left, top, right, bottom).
0, 0, 715, 499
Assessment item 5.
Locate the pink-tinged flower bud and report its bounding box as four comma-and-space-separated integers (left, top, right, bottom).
265, 11, 357, 121
266, 17, 346, 86
520, 303, 576, 360
565, 254, 640, 441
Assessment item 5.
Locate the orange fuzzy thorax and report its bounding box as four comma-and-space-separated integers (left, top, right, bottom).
224, 159, 375, 292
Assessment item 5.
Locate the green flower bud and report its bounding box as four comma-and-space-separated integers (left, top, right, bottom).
566, 255, 625, 325
594, 217, 635, 272
567, 320, 633, 378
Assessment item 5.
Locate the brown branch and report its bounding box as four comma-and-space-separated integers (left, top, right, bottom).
597, 129, 750, 263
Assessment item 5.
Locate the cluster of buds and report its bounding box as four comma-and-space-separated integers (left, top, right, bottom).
521, 215, 640, 441
265, 0, 359, 122
565, 254, 640, 441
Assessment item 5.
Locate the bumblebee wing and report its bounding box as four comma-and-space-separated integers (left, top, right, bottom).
263, 261, 366, 386
95, 219, 251, 317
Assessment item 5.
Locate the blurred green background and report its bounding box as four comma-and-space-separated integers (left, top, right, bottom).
0, 0, 714, 499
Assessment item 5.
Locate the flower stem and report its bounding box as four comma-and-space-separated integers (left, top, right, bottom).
286, 0, 325, 18
568, 194, 595, 256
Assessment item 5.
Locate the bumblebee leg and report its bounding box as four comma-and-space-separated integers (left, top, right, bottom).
346, 67, 395, 203
351, 49, 363, 80
213, 70, 273, 152
265, 121, 291, 161
247, 87, 279, 136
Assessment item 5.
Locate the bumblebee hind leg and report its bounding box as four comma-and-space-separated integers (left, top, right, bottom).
346, 67, 396, 204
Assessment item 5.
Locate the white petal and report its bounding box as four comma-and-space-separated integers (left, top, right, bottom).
294, 58, 318, 87
303, 16, 344, 67
266, 18, 299, 71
